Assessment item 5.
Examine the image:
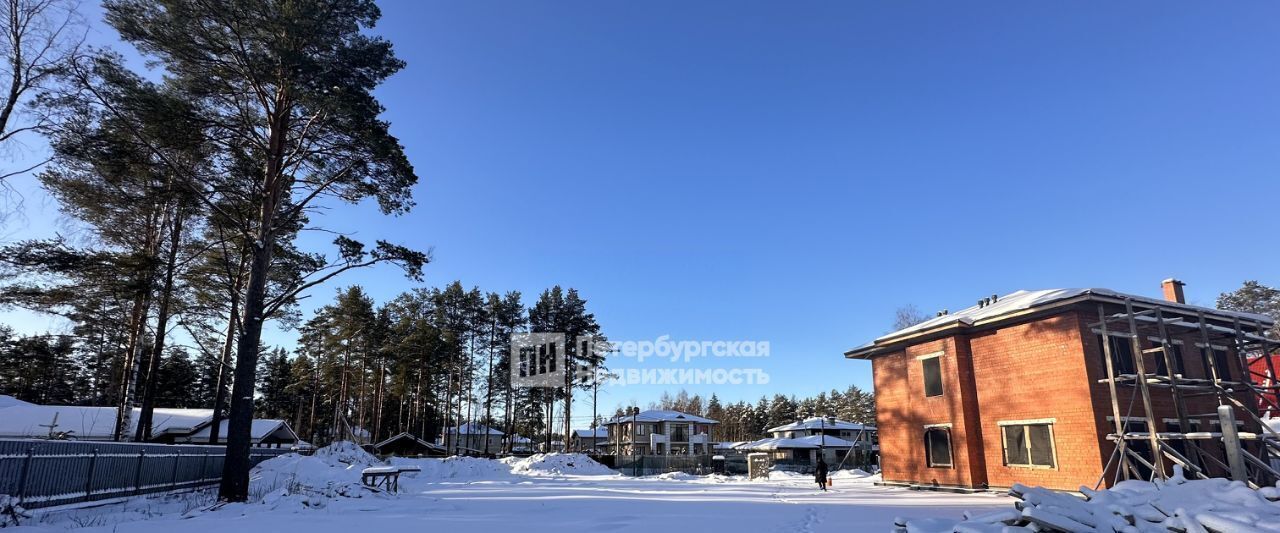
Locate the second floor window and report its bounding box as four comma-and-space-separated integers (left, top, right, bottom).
1151, 341, 1185, 377
1202, 347, 1232, 381
922, 356, 943, 397
1097, 335, 1136, 375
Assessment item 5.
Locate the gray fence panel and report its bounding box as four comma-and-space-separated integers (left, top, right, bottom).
0, 439, 291, 509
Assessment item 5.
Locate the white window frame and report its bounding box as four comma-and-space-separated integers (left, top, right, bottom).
997, 419, 1058, 470
923, 423, 953, 468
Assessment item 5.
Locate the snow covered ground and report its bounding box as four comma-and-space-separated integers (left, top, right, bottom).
7, 445, 1008, 532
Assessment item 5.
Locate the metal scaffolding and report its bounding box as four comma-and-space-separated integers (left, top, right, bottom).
1089, 298, 1280, 489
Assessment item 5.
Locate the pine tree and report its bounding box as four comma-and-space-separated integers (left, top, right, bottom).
97, 0, 427, 501
150, 347, 201, 408
1218, 281, 1280, 339
257, 347, 294, 420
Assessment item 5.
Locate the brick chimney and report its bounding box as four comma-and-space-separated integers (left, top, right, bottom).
1161, 278, 1186, 304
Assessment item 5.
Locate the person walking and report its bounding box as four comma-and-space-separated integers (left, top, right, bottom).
815, 457, 829, 492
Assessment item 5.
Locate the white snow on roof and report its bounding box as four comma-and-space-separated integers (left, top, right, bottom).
0, 403, 296, 442
860, 288, 1275, 350
445, 423, 504, 435
0, 405, 118, 438
373, 432, 444, 450
148, 408, 215, 435
767, 417, 875, 434
573, 428, 608, 438
736, 434, 858, 450
188, 418, 296, 443
603, 410, 718, 425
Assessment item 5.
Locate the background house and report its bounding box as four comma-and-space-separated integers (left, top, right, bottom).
373, 432, 446, 457
440, 423, 504, 455
846, 282, 1274, 491
602, 409, 717, 455
571, 428, 609, 452
0, 398, 299, 447
736, 417, 877, 468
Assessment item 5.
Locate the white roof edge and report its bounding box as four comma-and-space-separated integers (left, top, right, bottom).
849, 287, 1274, 354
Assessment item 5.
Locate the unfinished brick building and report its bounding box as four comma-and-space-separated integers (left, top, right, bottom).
846, 281, 1278, 491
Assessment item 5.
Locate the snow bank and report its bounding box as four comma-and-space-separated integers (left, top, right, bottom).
250, 441, 385, 507
502, 453, 616, 476
390, 455, 514, 481
311, 440, 379, 467
895, 466, 1280, 532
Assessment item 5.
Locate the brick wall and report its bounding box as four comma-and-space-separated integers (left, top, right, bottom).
968, 312, 1103, 490
870, 305, 1261, 492
873, 338, 985, 488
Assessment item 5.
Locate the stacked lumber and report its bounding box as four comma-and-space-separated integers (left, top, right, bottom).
895, 467, 1280, 532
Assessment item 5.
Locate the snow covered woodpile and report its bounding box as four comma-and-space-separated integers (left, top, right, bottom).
894, 467, 1280, 532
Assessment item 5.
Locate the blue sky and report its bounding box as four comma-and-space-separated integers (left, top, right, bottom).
3, 1, 1280, 419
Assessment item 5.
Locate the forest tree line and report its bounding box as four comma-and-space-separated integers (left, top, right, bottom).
0, 281, 607, 455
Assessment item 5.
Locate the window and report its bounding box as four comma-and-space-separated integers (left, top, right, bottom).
924, 427, 952, 467
922, 356, 943, 397
1000, 421, 1056, 468
1163, 419, 1203, 465
634, 423, 652, 436
1151, 341, 1185, 377
1201, 347, 1232, 381
1097, 335, 1136, 375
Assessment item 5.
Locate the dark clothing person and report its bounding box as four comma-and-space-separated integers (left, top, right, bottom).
815, 459, 829, 491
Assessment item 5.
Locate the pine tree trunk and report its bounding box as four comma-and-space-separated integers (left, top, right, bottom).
442, 370, 453, 453
218, 226, 274, 501
209, 256, 246, 445
219, 101, 289, 502
136, 211, 184, 441
482, 321, 495, 455
113, 291, 149, 441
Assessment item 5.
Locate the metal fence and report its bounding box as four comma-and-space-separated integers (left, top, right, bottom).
0, 439, 291, 509
614, 455, 714, 476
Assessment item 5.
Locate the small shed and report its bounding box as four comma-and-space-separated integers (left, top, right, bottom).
373, 432, 446, 457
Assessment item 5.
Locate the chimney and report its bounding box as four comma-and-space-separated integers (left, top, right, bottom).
1162, 278, 1186, 304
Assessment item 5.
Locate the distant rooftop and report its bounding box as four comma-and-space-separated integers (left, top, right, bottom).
602, 409, 718, 425
767, 417, 875, 434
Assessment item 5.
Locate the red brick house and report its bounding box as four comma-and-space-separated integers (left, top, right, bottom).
846, 283, 1274, 491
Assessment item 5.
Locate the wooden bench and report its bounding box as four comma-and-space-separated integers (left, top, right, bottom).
361, 465, 422, 492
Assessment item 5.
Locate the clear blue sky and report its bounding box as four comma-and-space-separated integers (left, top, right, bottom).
3, 1, 1280, 418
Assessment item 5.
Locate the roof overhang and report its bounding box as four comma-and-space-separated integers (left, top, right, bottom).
845, 291, 1273, 360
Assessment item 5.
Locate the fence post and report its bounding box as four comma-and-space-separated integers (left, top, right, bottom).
133, 449, 146, 495
170, 451, 181, 490
85, 448, 98, 499
16, 447, 34, 506
1219, 405, 1248, 482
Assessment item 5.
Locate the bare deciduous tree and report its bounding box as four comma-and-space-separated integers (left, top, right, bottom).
0, 0, 83, 184
893, 304, 930, 331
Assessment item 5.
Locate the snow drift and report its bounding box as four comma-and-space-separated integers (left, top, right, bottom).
896, 466, 1280, 532
502, 453, 616, 476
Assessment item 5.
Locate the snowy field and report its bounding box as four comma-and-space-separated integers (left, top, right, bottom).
6, 444, 1009, 533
